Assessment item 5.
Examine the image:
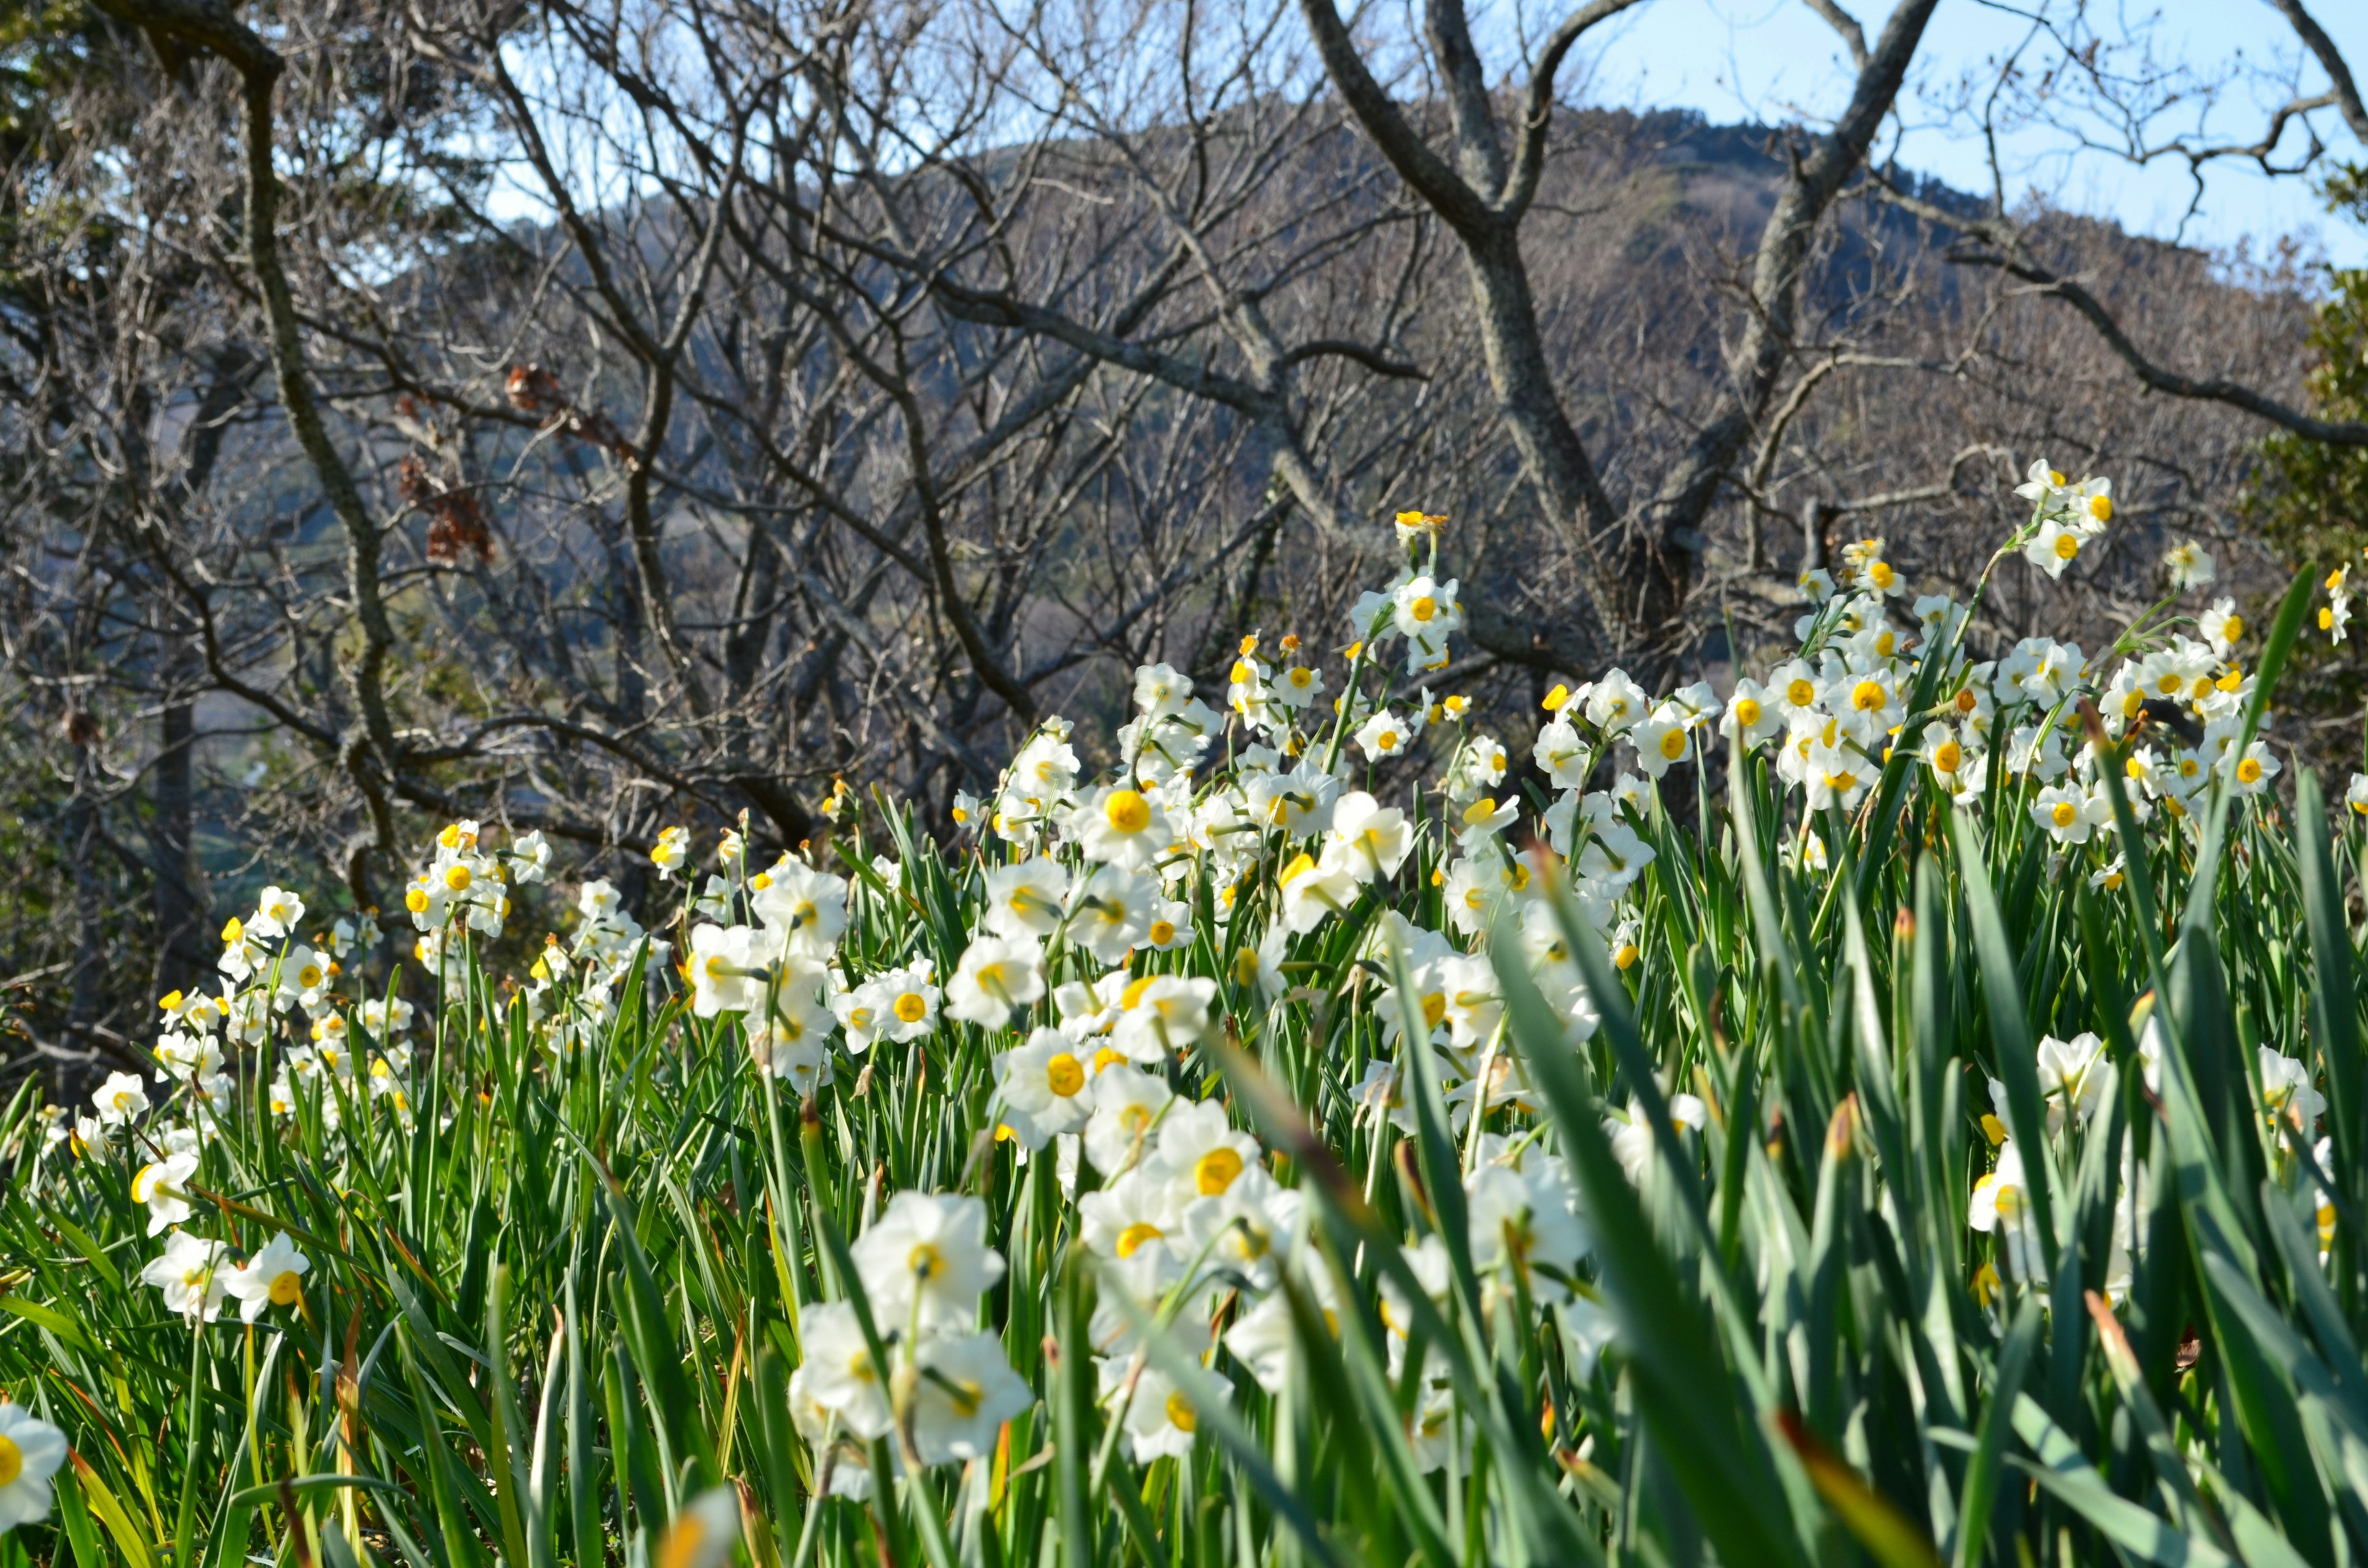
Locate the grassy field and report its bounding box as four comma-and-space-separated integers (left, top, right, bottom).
2, 479, 2364, 1567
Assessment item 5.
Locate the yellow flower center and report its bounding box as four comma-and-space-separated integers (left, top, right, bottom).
1376, 728, 1399, 751
1954, 689, 1978, 714
1613, 943, 1639, 971
907, 1241, 946, 1281
1117, 1222, 1164, 1259
1851, 679, 1884, 712
1194, 1146, 1245, 1196
1658, 728, 1687, 760
1105, 791, 1151, 834
1046, 1054, 1084, 1097
2089, 495, 2111, 523
1410, 596, 1437, 623
269, 1270, 303, 1305
2052, 802, 2077, 829
895, 991, 928, 1024
2237, 757, 2263, 784
405, 888, 430, 913
1786, 679, 1815, 707
2054, 533, 2079, 561
1165, 1390, 1198, 1433
1870, 562, 1894, 589
1733, 698, 1760, 727
1933, 741, 1962, 774
2222, 615, 2244, 642
0, 1435, 20, 1487
1148, 919, 1176, 946
848, 1006, 874, 1032
1421, 992, 1447, 1028
445, 864, 472, 891
1289, 668, 1312, 689
298, 965, 323, 989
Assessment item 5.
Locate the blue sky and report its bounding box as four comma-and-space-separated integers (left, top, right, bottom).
1571, 0, 2368, 267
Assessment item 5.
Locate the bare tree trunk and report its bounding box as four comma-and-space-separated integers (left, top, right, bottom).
61, 753, 106, 1099
150, 695, 204, 992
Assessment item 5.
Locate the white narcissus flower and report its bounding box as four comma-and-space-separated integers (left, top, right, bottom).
1245, 765, 1338, 837
93, 1070, 149, 1127
908, 1332, 1033, 1466
652, 1488, 742, 1568
1222, 1290, 1304, 1395
2200, 597, 2245, 658
981, 860, 1071, 942
2163, 539, 2214, 593
226, 1232, 311, 1323
141, 1230, 230, 1322
1533, 716, 1590, 789
1149, 1097, 1260, 1205
0, 1402, 67, 1533
836, 961, 939, 1053
2258, 1048, 2326, 1134
1326, 792, 1412, 882
1010, 729, 1082, 802
249, 884, 306, 940
2023, 517, 2084, 578
1066, 866, 1154, 964
1119, 1365, 1215, 1463
1805, 741, 1870, 813
752, 860, 849, 959
1072, 786, 1172, 872
1269, 663, 1325, 710
749, 966, 838, 1090
2346, 773, 2368, 818
509, 828, 551, 884
2033, 1033, 2108, 1130
2031, 784, 2108, 845
946, 936, 1046, 1029
787, 1365, 878, 1500
1084, 1069, 1174, 1176
687, 923, 780, 1017
1276, 851, 1357, 935
1133, 662, 1191, 718
1389, 575, 1461, 641
1924, 723, 1974, 787
1463, 1159, 1589, 1305
649, 825, 690, 879
1584, 669, 1649, 737
994, 1028, 1093, 1148
1180, 1167, 1302, 1291
1629, 705, 1688, 779
1969, 1142, 2047, 1284
2224, 741, 2280, 796
850, 1192, 1005, 1332
131, 1150, 200, 1236
1108, 975, 1219, 1063
1078, 1167, 1185, 1273
796, 1302, 893, 1439
1136, 900, 1191, 953
2013, 457, 2070, 509
1719, 679, 1782, 749
1353, 707, 1412, 763
1605, 1095, 1706, 1184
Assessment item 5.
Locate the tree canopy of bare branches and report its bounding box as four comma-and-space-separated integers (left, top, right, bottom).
4, 0, 2364, 1085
